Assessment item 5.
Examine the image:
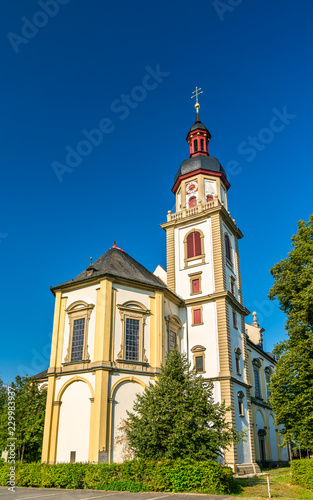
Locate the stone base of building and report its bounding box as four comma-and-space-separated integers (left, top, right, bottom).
257, 460, 290, 470
234, 462, 261, 475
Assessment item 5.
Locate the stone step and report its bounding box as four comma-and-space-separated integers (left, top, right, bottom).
235, 463, 261, 475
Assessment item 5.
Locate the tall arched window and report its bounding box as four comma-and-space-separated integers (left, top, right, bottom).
189, 196, 197, 208
194, 139, 198, 152
187, 231, 201, 258
225, 234, 232, 262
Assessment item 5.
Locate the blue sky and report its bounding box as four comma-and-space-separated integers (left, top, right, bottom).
1, 0, 312, 383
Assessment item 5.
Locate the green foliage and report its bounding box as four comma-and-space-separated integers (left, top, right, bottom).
125, 348, 244, 461
268, 214, 313, 450
0, 459, 234, 494
0, 376, 47, 462
291, 458, 313, 491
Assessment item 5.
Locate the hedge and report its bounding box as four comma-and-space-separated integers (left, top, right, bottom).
291, 458, 313, 491
0, 458, 234, 494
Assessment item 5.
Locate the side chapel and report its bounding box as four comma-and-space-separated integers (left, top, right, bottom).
40, 95, 288, 472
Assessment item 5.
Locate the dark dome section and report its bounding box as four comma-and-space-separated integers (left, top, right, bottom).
189, 121, 209, 132
174, 155, 227, 185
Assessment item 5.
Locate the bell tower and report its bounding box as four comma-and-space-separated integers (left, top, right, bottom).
161, 91, 258, 471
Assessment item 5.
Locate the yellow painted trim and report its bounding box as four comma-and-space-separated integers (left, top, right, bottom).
94, 279, 113, 362
41, 376, 56, 463
109, 376, 147, 399
56, 376, 95, 402
49, 291, 62, 368
149, 292, 164, 367
89, 370, 109, 463
56, 297, 67, 367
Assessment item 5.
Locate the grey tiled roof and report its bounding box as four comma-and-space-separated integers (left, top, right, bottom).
174, 155, 228, 185
52, 247, 167, 291
32, 369, 48, 380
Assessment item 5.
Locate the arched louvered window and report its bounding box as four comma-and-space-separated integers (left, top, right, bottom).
225, 234, 232, 262
187, 231, 201, 259
194, 139, 198, 152
189, 196, 197, 208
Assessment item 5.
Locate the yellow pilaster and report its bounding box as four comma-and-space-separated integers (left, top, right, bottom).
49, 291, 62, 368
56, 297, 67, 367
211, 213, 226, 293
88, 370, 110, 462
88, 279, 113, 462
94, 279, 113, 361
149, 291, 164, 368
41, 376, 56, 463
48, 402, 61, 463
166, 226, 175, 292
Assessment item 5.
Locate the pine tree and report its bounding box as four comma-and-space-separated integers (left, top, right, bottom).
268, 214, 313, 450
126, 348, 243, 460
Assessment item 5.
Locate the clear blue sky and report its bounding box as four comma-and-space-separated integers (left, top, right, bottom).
1, 0, 312, 383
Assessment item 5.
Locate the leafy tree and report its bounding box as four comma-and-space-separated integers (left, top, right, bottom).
0, 376, 47, 462
268, 214, 313, 450
125, 348, 243, 460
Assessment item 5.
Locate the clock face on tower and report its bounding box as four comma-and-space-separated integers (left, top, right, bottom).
186, 180, 198, 194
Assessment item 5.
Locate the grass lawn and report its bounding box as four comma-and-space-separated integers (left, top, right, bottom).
230, 467, 313, 499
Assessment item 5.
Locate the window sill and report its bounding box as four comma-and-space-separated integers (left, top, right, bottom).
190, 291, 202, 296
191, 322, 204, 327
62, 359, 90, 366
116, 359, 149, 366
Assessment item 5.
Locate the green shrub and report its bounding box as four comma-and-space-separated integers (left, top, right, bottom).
0, 458, 234, 493
291, 458, 313, 491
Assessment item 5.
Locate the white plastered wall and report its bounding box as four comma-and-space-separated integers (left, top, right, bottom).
174, 218, 215, 297
110, 379, 145, 463
56, 380, 91, 463
268, 414, 278, 461
188, 301, 219, 378
62, 284, 98, 363
229, 304, 244, 381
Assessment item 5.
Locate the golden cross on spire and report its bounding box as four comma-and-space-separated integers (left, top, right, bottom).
191, 86, 203, 109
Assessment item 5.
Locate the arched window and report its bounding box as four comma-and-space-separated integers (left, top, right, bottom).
189, 196, 197, 208
200, 138, 204, 151
225, 234, 232, 262
206, 194, 213, 202
187, 231, 201, 258
194, 139, 198, 152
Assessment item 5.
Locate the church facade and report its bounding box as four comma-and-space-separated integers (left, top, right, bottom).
41, 102, 288, 472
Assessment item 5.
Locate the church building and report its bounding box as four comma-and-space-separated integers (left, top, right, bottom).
40, 95, 288, 473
